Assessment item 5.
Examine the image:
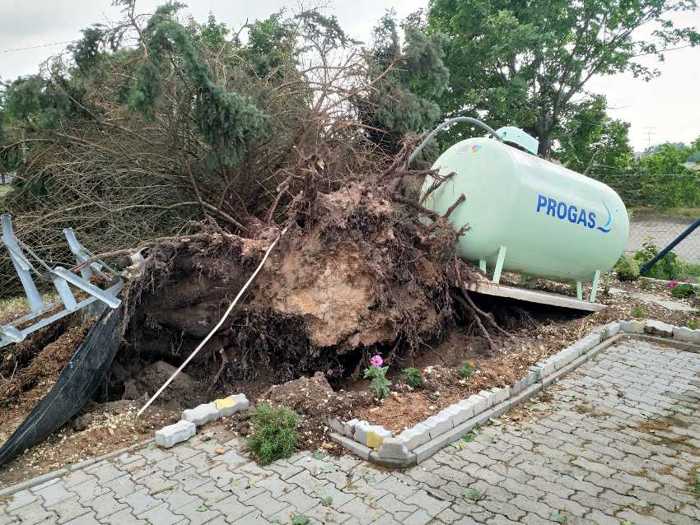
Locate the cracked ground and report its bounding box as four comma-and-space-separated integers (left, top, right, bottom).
1, 337, 699, 524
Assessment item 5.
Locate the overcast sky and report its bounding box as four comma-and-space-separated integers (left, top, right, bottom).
0, 0, 698, 151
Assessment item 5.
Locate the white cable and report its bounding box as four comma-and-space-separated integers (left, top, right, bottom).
137, 227, 288, 417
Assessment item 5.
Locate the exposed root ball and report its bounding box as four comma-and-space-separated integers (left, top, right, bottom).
124, 182, 458, 383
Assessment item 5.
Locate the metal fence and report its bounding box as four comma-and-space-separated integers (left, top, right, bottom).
625, 213, 700, 265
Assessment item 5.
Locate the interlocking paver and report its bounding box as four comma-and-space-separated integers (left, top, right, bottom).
2, 338, 699, 524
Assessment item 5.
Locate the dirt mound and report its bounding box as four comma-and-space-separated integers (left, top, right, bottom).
262, 371, 372, 418
122, 361, 201, 409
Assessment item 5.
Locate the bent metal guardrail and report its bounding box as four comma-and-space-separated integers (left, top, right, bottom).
0, 214, 122, 348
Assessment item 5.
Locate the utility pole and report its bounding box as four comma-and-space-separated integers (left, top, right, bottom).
643, 126, 656, 149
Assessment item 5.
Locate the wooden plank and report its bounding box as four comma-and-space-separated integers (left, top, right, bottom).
464, 280, 606, 312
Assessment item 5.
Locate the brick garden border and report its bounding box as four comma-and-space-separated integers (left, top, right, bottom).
328, 319, 700, 468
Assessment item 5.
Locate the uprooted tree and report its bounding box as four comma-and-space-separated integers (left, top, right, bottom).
0, 3, 506, 389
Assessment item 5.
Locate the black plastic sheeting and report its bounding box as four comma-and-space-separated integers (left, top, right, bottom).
0, 307, 123, 466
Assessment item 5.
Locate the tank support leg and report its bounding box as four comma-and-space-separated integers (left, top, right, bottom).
492, 246, 507, 284
576, 282, 583, 301
479, 259, 487, 273
589, 270, 601, 303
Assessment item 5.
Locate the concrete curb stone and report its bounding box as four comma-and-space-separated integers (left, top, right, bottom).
155, 420, 196, 448
673, 326, 700, 344
182, 403, 219, 426
644, 319, 674, 337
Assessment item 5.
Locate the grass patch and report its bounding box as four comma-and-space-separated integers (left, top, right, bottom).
0, 185, 10, 199
247, 403, 299, 465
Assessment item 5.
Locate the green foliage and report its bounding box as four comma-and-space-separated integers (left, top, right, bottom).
463, 488, 483, 502
671, 283, 696, 299
556, 96, 634, 173
402, 367, 424, 388
246, 13, 297, 78
458, 361, 475, 379
428, 0, 700, 156
290, 515, 310, 525
686, 263, 700, 281
364, 365, 391, 400
70, 25, 107, 72
247, 404, 299, 465
550, 511, 568, 524
462, 429, 478, 443
3, 75, 82, 130
193, 14, 230, 50
633, 241, 684, 280
689, 319, 699, 330
614, 255, 640, 282
631, 306, 647, 319
355, 12, 449, 154
129, 3, 268, 168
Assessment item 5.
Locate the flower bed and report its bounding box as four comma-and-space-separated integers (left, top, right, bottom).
328, 320, 700, 467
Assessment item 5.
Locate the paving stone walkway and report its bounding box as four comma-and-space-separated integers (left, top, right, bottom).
1, 338, 699, 524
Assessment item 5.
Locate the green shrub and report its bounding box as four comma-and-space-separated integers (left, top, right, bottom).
402, 367, 424, 388
633, 241, 684, 280
688, 319, 699, 330
614, 255, 640, 281
458, 361, 475, 379
364, 365, 391, 400
247, 404, 299, 465
671, 283, 696, 299
291, 515, 310, 525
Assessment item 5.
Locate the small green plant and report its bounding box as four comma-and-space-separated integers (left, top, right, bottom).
463, 488, 483, 502
364, 355, 391, 400
614, 255, 640, 281
402, 367, 424, 388
691, 467, 700, 496
291, 515, 310, 525
320, 495, 333, 507
247, 403, 299, 465
670, 283, 696, 299
631, 305, 646, 319
462, 430, 478, 443
549, 511, 568, 523
688, 319, 699, 330
458, 361, 475, 379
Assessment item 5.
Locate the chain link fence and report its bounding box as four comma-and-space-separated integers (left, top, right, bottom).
585, 172, 700, 269
626, 214, 700, 264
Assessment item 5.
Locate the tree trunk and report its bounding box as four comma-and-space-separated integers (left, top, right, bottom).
538, 132, 553, 158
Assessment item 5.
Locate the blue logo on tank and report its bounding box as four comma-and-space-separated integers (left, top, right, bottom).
536, 194, 612, 234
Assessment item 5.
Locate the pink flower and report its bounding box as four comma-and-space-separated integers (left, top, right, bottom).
370, 355, 383, 368
668, 280, 678, 289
